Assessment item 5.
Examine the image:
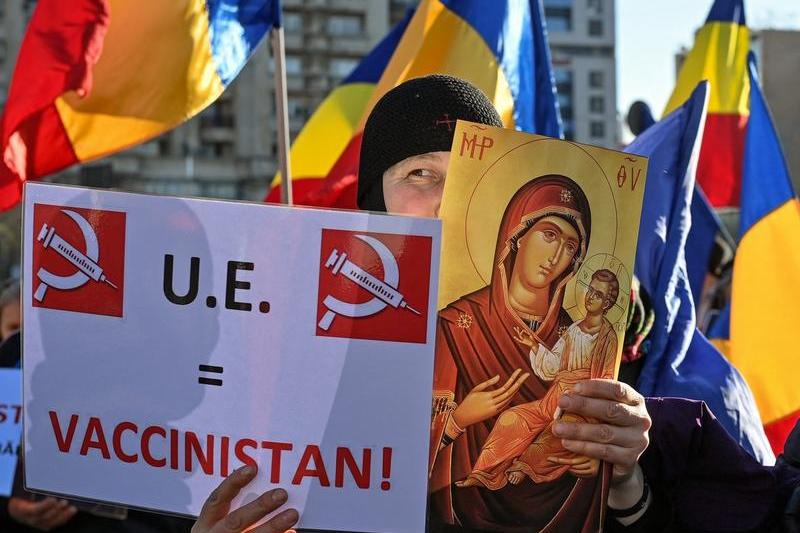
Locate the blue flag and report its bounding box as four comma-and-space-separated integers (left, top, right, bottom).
685, 186, 724, 308
626, 82, 774, 463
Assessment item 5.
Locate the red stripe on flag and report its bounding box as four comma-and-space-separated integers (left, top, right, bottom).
0, 104, 79, 210
696, 113, 748, 208
266, 133, 363, 209
0, 0, 108, 209
765, 410, 800, 455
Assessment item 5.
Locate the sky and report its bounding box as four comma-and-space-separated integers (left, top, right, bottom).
617, 0, 800, 132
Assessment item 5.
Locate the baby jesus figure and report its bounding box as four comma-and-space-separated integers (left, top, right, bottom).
457, 269, 620, 490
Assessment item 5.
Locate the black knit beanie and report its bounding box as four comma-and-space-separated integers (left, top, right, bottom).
357, 74, 503, 212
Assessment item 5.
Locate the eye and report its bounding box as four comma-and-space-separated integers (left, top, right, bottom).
541, 230, 557, 242
566, 242, 577, 254
407, 168, 436, 179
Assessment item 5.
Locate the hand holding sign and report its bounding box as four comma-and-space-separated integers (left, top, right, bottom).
8, 497, 77, 531
192, 465, 298, 533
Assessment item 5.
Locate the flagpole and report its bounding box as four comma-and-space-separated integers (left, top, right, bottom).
271, 24, 292, 205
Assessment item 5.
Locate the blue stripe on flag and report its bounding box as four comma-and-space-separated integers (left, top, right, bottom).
739, 52, 797, 236
206, 0, 280, 85
440, 0, 562, 137
705, 0, 746, 25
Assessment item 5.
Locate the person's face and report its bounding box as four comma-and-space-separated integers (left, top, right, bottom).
515, 216, 580, 289
382, 151, 450, 217
0, 300, 21, 341
584, 278, 612, 316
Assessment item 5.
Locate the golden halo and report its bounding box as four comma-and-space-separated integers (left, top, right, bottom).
461, 139, 618, 303
566, 253, 632, 327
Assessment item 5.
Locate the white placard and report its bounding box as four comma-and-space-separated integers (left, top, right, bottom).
0, 368, 22, 496
22, 182, 440, 533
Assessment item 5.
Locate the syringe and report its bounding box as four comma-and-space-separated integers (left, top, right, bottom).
37, 223, 118, 289
324, 249, 420, 315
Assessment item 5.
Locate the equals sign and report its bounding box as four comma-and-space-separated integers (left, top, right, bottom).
198, 364, 223, 386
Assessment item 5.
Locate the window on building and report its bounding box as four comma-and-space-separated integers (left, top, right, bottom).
587, 0, 603, 13
157, 135, 172, 156
283, 13, 302, 32
329, 58, 358, 79
287, 100, 307, 120
284, 55, 302, 75
201, 141, 234, 158
202, 182, 239, 199
589, 96, 605, 113
588, 19, 603, 37
544, 0, 572, 32
326, 15, 363, 37
590, 121, 605, 138
589, 70, 604, 88
142, 180, 202, 197
202, 97, 235, 128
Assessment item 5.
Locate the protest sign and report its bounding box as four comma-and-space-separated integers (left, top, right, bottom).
0, 368, 22, 496
429, 121, 648, 531
22, 182, 441, 533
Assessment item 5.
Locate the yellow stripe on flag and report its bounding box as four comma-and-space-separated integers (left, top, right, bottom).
273, 82, 374, 188
360, 0, 516, 131
730, 198, 800, 424
664, 22, 750, 117
55, 0, 224, 162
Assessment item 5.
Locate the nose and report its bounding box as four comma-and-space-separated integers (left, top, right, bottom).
548, 238, 568, 265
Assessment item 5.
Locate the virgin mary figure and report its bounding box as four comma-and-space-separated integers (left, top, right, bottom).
429, 175, 609, 531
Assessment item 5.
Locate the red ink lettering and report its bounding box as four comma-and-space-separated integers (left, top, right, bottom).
49, 411, 79, 453
335, 447, 370, 489
220, 436, 230, 477
169, 428, 179, 470
112, 421, 138, 463
381, 447, 392, 491
184, 431, 214, 474
292, 445, 330, 487
459, 132, 493, 160
235, 438, 258, 468
80, 417, 110, 459
262, 441, 293, 484
141, 426, 167, 468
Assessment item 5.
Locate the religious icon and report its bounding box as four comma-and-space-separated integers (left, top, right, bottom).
429, 122, 647, 531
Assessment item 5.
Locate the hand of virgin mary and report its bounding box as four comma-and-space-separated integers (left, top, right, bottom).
451, 369, 530, 429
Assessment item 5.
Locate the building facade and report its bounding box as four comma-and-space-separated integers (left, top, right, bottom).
544, 0, 617, 147
751, 29, 800, 193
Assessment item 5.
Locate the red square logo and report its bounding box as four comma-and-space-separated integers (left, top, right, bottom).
31, 203, 126, 317
316, 229, 432, 343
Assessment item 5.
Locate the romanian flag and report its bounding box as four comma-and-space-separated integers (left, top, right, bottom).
0, 0, 280, 210
667, 0, 800, 454
663, 0, 748, 208
267, 0, 562, 208
710, 56, 800, 454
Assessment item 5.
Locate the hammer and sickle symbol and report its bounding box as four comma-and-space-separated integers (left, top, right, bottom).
318, 235, 399, 331
34, 209, 100, 302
